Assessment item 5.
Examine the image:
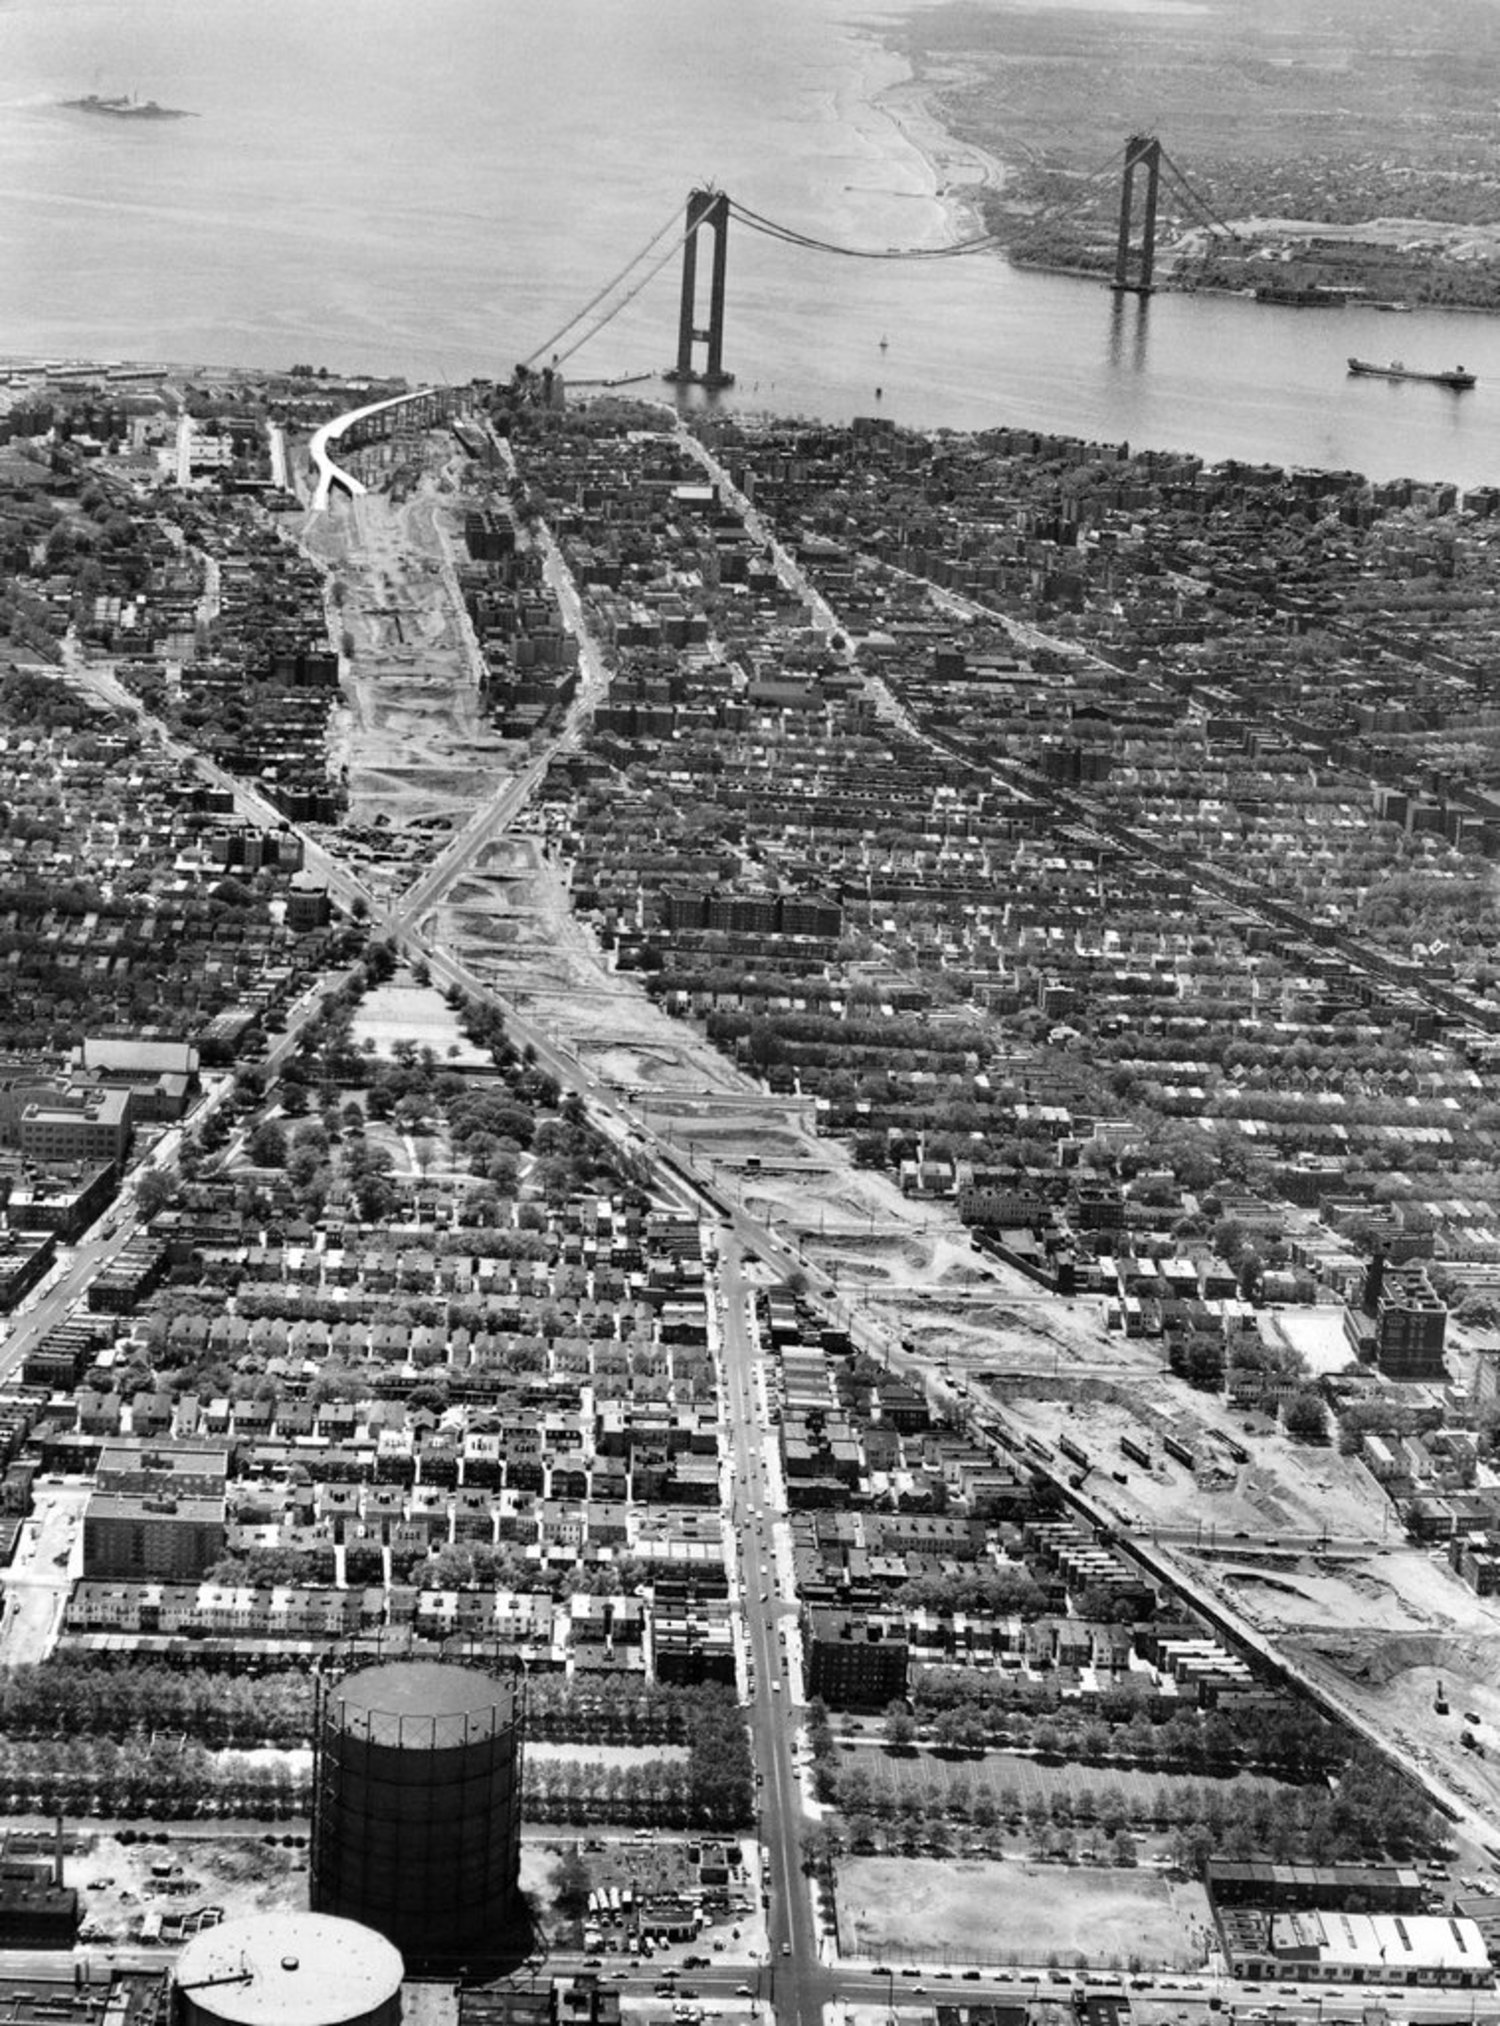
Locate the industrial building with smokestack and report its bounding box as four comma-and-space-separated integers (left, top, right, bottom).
0, 1818, 77, 1949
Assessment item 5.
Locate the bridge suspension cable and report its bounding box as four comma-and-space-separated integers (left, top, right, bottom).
519, 202, 687, 369
1068, 140, 1136, 190
545, 216, 706, 371
1157, 144, 1238, 239
728, 197, 1003, 262
1022, 141, 1130, 228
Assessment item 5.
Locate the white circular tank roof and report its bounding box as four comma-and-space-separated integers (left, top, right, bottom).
175, 1913, 404, 2026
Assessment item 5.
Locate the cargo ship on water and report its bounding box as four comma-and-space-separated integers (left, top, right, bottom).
1348, 357, 1476, 390
62, 92, 193, 120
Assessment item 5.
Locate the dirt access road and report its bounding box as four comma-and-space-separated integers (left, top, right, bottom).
297, 459, 513, 858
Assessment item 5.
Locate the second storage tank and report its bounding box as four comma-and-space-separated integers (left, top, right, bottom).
174, 1913, 403, 2026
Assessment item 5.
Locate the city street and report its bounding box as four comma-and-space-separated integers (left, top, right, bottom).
0, 1484, 86, 1664
717, 1238, 820, 2025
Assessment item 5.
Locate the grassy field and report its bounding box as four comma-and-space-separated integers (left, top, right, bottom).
838, 1855, 1213, 1970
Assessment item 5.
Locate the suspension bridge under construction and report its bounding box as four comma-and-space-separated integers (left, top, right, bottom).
311, 137, 1234, 508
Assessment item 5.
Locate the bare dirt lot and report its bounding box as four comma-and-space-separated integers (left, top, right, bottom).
1285, 1616, 1500, 1848
66, 1830, 308, 1946
993, 1384, 1392, 1545
297, 465, 515, 846
349, 979, 491, 1067
838, 1855, 1211, 1970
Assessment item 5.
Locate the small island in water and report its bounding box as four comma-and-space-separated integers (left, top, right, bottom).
62, 92, 194, 120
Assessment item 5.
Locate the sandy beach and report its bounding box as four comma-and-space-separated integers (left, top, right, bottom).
871, 69, 1012, 242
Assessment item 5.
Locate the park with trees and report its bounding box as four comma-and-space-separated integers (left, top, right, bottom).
0, 1659, 752, 1829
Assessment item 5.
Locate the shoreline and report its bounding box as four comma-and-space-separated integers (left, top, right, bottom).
863, 47, 1010, 248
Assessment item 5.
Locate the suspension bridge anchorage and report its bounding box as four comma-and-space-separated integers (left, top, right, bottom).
664, 187, 734, 390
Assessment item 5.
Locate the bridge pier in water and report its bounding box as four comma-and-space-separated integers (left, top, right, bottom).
666, 189, 734, 389
1112, 136, 1161, 296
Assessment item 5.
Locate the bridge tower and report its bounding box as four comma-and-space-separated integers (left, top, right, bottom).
667, 189, 734, 389
1112, 136, 1161, 296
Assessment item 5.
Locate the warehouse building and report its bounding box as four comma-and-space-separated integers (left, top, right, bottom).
1218, 1906, 1491, 1987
